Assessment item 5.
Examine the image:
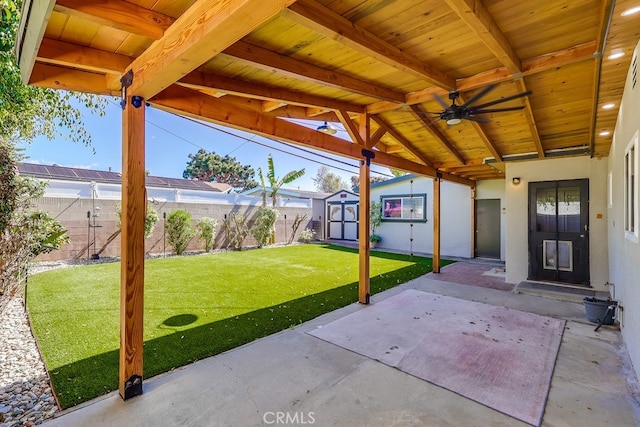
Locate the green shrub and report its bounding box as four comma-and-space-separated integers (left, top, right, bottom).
166, 210, 195, 255
115, 203, 159, 239
196, 217, 218, 252
250, 206, 279, 247
299, 228, 314, 243
223, 213, 250, 250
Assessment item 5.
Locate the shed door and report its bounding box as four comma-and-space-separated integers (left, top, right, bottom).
327, 202, 358, 240
528, 180, 590, 285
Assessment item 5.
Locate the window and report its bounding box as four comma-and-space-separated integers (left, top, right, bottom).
625, 131, 639, 242
381, 194, 426, 221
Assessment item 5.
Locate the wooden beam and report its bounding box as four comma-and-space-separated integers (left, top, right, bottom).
456, 93, 503, 161
29, 62, 118, 95
284, 0, 455, 90
126, 0, 295, 99
456, 41, 597, 92
223, 41, 406, 103
119, 95, 146, 400
368, 127, 386, 149
16, 0, 56, 84
37, 38, 132, 74
410, 104, 466, 165
54, 0, 175, 40
180, 72, 365, 113
262, 100, 287, 112
150, 85, 475, 186
359, 149, 372, 305
433, 175, 441, 273
444, 0, 521, 73
337, 110, 365, 145
367, 42, 597, 115
515, 79, 544, 157
370, 115, 432, 166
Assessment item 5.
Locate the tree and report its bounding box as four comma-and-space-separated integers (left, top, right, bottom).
349, 174, 388, 191
183, 149, 258, 192
313, 166, 349, 193
166, 210, 195, 255
258, 155, 305, 207
1, 1, 105, 146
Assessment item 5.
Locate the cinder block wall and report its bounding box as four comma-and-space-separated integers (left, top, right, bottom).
34, 197, 313, 261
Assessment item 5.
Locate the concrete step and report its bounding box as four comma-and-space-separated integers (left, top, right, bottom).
516, 281, 610, 303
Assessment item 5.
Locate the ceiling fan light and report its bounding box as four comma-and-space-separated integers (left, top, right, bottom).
316, 121, 337, 135
446, 118, 462, 126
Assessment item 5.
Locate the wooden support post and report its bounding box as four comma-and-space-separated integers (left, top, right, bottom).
433, 174, 441, 273
359, 114, 372, 304
358, 154, 371, 304
119, 94, 146, 400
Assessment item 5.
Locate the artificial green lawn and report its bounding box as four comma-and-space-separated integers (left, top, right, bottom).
27, 244, 452, 408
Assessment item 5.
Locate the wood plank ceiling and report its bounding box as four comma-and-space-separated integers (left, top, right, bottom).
17, 0, 640, 184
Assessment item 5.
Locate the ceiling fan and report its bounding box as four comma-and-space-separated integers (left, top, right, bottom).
432, 84, 532, 126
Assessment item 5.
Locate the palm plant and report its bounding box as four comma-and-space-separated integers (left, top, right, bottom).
258, 155, 305, 207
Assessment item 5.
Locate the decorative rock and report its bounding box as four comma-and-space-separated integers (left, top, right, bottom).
1, 297, 58, 426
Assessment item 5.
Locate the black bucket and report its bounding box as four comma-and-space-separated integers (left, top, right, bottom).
583, 297, 615, 325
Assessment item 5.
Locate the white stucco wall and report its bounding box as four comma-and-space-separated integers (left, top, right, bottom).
607, 39, 640, 380
476, 180, 507, 260
504, 156, 609, 288
370, 176, 472, 258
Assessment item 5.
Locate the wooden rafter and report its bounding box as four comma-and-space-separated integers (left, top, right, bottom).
151, 85, 474, 186
178, 72, 365, 113
262, 100, 287, 112
283, 0, 455, 90
444, 0, 521, 73
409, 104, 465, 165
125, 0, 295, 99
515, 79, 544, 157
368, 127, 386, 149
54, 0, 175, 40
223, 41, 406, 103
37, 38, 132, 74
457, 41, 597, 92
370, 116, 432, 166
30, 62, 117, 95
367, 42, 597, 115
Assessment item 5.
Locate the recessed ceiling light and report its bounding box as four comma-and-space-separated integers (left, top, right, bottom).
602, 103, 616, 110
608, 51, 625, 60
599, 131, 611, 137
622, 6, 640, 16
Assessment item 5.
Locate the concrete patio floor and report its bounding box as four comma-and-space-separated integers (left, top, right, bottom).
42, 262, 640, 427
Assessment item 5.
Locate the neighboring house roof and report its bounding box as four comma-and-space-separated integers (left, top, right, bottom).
242, 186, 329, 200
353, 174, 418, 193
17, 163, 232, 193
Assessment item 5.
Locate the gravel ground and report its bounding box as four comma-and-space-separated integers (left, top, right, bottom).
0, 297, 57, 427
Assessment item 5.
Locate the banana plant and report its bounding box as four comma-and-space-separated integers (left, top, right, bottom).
258, 155, 305, 207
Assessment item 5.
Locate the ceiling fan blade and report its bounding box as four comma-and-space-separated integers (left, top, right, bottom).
433, 93, 450, 109
471, 106, 526, 114
463, 116, 491, 123
460, 84, 496, 108
472, 90, 532, 109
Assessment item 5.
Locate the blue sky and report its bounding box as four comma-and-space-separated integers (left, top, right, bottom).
17, 97, 392, 191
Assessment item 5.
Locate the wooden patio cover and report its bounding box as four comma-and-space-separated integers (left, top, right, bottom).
15, 0, 639, 400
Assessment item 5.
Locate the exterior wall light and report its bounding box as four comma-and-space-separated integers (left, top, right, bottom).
512, 177, 521, 185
